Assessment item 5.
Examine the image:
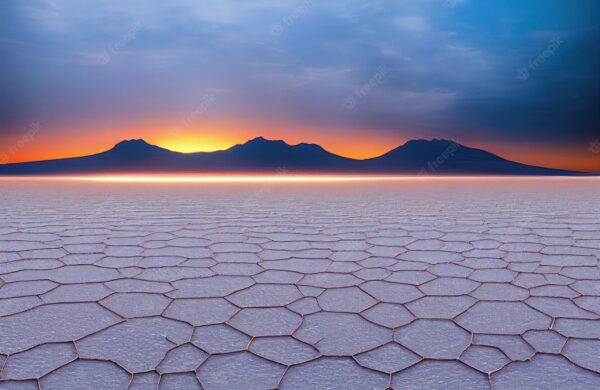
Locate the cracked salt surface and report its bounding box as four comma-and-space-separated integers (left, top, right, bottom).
0, 177, 599, 389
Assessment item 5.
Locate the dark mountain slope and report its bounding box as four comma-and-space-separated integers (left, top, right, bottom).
0, 137, 582, 175
365, 139, 571, 175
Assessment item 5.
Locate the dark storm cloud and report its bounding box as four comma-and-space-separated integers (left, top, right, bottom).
0, 0, 598, 146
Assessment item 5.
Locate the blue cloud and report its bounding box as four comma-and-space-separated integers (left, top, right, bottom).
0, 0, 597, 147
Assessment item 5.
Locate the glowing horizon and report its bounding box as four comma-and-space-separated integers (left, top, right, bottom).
1, 130, 598, 173
1, 174, 597, 184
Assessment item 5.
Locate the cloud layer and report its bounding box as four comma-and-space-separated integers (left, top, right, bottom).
0, 0, 598, 168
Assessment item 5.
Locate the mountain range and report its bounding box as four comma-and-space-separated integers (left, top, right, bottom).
0, 137, 587, 175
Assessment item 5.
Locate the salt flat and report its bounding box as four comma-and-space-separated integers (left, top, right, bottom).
0, 177, 599, 389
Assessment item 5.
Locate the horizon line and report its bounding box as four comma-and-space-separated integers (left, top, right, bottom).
1, 174, 598, 183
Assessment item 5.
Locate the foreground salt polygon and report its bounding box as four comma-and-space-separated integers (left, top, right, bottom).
0, 178, 599, 389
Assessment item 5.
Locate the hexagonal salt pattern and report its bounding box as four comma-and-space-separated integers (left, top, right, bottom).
0, 178, 599, 388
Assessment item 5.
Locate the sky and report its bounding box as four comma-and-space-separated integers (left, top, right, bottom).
0, 0, 599, 171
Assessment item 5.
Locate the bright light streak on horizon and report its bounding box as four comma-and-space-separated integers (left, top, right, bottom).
0, 175, 594, 184
33, 175, 430, 183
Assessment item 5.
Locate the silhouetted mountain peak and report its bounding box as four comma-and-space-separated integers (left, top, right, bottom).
0, 136, 581, 175
403, 138, 459, 147
113, 139, 152, 149
379, 138, 462, 159
109, 139, 173, 155
248, 136, 267, 142
245, 136, 288, 146
242, 137, 329, 153
100, 138, 178, 164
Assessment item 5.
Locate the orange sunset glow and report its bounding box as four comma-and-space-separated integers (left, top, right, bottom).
0, 118, 404, 163
1, 124, 598, 172
2, 0, 598, 176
